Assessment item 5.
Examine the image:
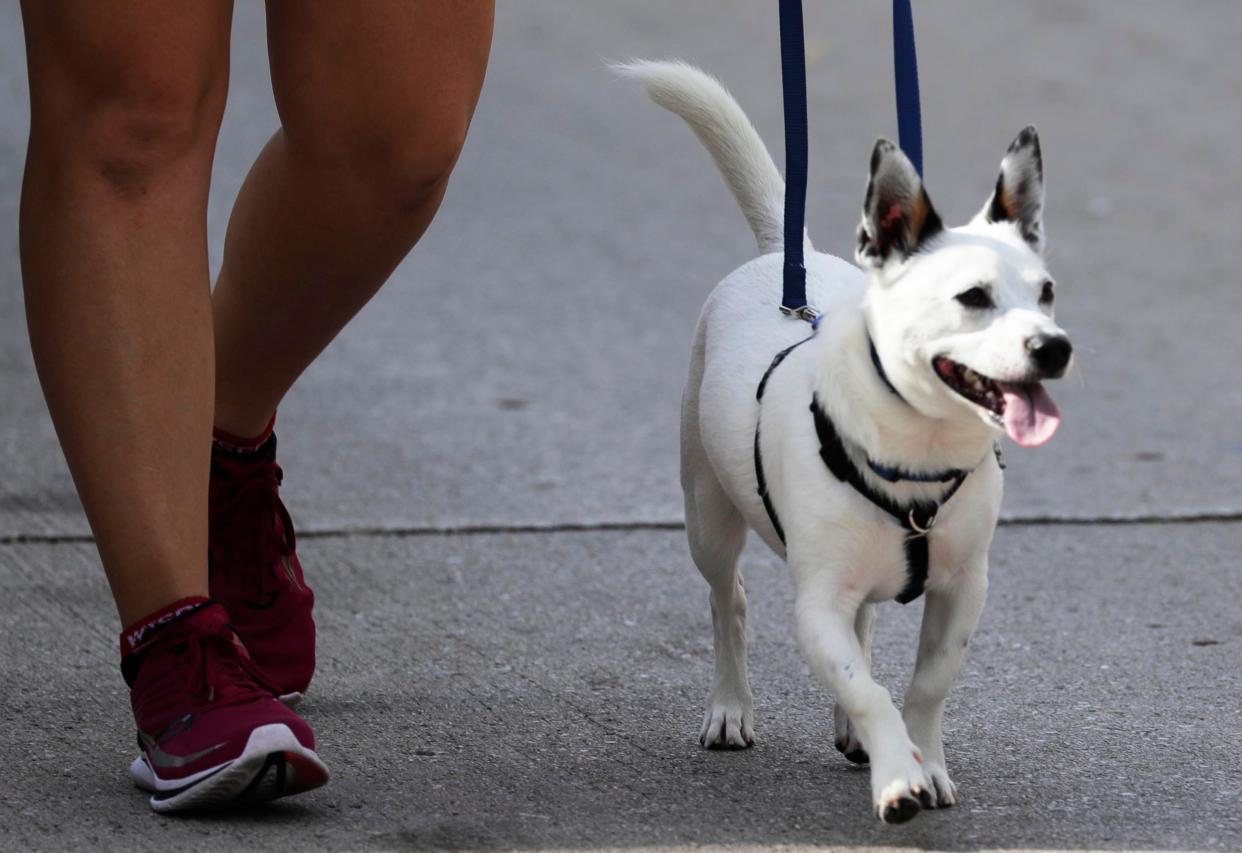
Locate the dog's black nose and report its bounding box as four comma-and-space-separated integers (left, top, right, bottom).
1027, 334, 1073, 376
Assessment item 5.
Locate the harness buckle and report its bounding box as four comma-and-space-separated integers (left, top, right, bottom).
907, 509, 935, 537
780, 303, 821, 324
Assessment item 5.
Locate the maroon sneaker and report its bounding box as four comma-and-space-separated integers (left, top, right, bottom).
209, 430, 315, 703
122, 599, 329, 812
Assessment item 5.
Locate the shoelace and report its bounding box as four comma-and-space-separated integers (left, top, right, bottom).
179, 619, 282, 706
209, 458, 298, 605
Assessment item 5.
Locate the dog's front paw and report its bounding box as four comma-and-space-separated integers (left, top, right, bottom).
921, 761, 958, 808
699, 698, 754, 749
871, 747, 933, 824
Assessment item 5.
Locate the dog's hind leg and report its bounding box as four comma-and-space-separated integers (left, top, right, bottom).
834, 603, 875, 764
902, 563, 988, 808
680, 324, 754, 748
684, 468, 753, 749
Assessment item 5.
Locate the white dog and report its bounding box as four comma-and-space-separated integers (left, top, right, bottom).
618, 61, 1071, 824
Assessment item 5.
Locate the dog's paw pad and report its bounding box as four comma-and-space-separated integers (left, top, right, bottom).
879, 794, 921, 825
873, 763, 933, 824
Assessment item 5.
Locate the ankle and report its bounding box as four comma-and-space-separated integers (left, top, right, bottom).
212, 413, 277, 457
115, 586, 212, 635
119, 595, 215, 683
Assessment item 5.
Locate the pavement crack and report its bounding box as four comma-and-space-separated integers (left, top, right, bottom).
3, 509, 1241, 546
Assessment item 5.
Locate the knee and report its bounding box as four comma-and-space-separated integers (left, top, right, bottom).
35, 70, 225, 197
285, 113, 471, 219
368, 127, 466, 218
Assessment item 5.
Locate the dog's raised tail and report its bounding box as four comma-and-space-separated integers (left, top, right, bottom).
614, 60, 791, 255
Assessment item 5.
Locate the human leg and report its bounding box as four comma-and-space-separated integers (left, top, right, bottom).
19, 0, 232, 625
211, 0, 495, 436
203, 1, 493, 699
20, 1, 329, 811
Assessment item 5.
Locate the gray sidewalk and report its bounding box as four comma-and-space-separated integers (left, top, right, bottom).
1, 2, 1240, 851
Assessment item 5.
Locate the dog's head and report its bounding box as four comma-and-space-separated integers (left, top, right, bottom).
855, 128, 1070, 448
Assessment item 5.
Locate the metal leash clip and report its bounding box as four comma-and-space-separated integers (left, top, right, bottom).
780, 303, 821, 324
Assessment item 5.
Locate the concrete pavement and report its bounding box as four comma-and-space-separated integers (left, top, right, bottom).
3, 525, 1240, 850
1, 2, 1240, 850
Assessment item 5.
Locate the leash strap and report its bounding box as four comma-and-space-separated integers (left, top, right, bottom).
761, 1, 943, 602
779, 1, 924, 317
892, 0, 924, 176
778, 0, 810, 318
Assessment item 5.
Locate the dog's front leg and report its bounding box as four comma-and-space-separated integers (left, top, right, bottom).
902, 564, 988, 808
833, 603, 874, 765
795, 582, 929, 823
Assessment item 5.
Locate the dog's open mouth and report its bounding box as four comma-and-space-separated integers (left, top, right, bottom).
932, 356, 1062, 448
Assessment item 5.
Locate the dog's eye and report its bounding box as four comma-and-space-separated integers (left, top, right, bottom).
955, 286, 995, 310
1039, 280, 1055, 304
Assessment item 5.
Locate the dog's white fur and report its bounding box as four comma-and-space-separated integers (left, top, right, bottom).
618, 60, 1070, 822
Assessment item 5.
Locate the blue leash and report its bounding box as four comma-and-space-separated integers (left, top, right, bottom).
778, 0, 923, 318
892, 0, 924, 177
777, 0, 811, 319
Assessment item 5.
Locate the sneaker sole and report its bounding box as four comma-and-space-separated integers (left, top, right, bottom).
131, 723, 329, 813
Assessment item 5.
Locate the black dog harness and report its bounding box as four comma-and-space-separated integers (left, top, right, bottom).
754, 329, 977, 604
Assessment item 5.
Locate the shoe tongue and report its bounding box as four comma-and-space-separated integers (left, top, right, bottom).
198, 623, 281, 705
997, 381, 1061, 447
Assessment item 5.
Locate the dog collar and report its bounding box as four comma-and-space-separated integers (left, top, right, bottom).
863, 329, 983, 484
868, 332, 905, 402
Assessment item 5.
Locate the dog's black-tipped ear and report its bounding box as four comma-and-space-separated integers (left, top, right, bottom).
855, 139, 944, 269
980, 125, 1045, 253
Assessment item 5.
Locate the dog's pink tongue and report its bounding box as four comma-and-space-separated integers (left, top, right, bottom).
997, 381, 1061, 447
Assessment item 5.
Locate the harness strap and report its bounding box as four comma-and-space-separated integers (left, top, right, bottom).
811, 396, 966, 530
753, 333, 975, 601
754, 334, 817, 546
901, 536, 931, 605
756, 334, 816, 403
811, 396, 968, 603
754, 429, 785, 545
